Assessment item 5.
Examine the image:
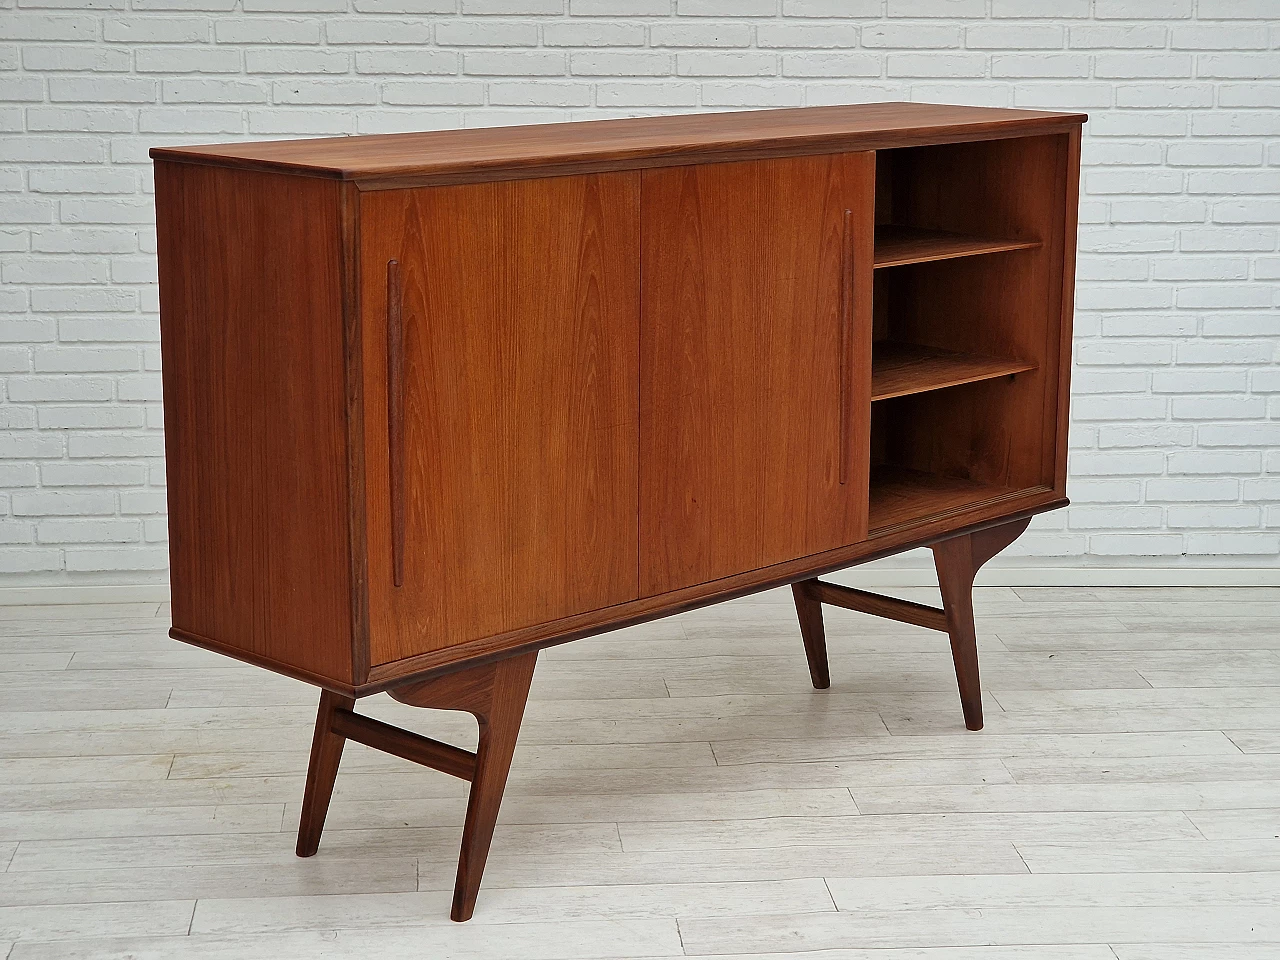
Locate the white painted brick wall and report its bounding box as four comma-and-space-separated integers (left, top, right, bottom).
1, 1, 1278, 586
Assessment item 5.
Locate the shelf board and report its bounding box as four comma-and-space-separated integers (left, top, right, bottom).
871, 341, 1036, 402
873, 224, 1040, 269
868, 465, 1018, 534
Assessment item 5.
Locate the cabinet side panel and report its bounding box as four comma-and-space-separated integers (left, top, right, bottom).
155, 161, 353, 685
1053, 127, 1082, 498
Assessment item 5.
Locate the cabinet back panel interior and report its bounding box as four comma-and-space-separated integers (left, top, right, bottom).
155, 162, 355, 684
360, 173, 642, 667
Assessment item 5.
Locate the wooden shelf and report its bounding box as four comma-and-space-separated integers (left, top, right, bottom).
873, 224, 1040, 269
868, 465, 1018, 534
871, 341, 1036, 401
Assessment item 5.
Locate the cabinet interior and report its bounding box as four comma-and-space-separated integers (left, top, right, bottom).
866, 134, 1069, 534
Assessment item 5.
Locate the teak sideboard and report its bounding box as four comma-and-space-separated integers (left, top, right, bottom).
151, 101, 1084, 922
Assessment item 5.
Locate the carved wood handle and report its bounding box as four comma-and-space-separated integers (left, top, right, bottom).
839, 207, 853, 486
386, 258, 405, 588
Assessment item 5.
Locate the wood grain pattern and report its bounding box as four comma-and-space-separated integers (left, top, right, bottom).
150, 103, 1086, 187
359, 172, 640, 666
873, 223, 1040, 268
639, 151, 875, 596
155, 161, 354, 686
871, 341, 1037, 402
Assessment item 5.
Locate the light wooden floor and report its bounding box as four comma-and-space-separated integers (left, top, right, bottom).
1, 585, 1278, 959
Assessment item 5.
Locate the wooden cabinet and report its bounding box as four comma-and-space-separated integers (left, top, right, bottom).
153, 102, 1085, 922
639, 152, 874, 595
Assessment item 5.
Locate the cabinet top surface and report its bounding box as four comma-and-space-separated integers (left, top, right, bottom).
149, 102, 1085, 185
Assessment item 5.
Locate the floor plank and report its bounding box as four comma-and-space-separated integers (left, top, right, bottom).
0, 803, 286, 843
1018, 839, 1280, 874
6, 919, 682, 960
680, 906, 1279, 952
433, 842, 1029, 889
0, 899, 194, 943
0, 859, 418, 907
618, 811, 1203, 852
190, 878, 833, 932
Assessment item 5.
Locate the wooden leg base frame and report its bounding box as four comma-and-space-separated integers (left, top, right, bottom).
296, 520, 1026, 921
296, 651, 538, 922
792, 517, 1031, 731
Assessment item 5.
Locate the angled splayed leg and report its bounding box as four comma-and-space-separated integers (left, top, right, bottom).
792, 579, 830, 689
790, 516, 1033, 729
294, 651, 538, 922
389, 651, 539, 921
296, 689, 355, 857
931, 517, 1031, 731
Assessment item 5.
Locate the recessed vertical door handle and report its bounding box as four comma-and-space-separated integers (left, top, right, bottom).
386, 258, 405, 588
839, 207, 854, 486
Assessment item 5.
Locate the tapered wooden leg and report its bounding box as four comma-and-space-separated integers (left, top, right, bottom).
452, 654, 537, 921
296, 689, 355, 857
791, 579, 830, 689
389, 651, 539, 921
931, 517, 1032, 732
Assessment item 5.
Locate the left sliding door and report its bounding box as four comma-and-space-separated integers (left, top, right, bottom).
360, 173, 642, 666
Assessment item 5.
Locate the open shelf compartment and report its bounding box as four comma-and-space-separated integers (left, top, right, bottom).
861, 134, 1071, 535
873, 223, 1040, 269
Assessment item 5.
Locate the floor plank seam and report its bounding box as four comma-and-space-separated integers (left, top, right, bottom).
821, 876, 838, 912
1221, 731, 1249, 755
1010, 841, 1032, 874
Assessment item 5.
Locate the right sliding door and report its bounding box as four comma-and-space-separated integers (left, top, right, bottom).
639, 153, 875, 596
868, 132, 1076, 535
